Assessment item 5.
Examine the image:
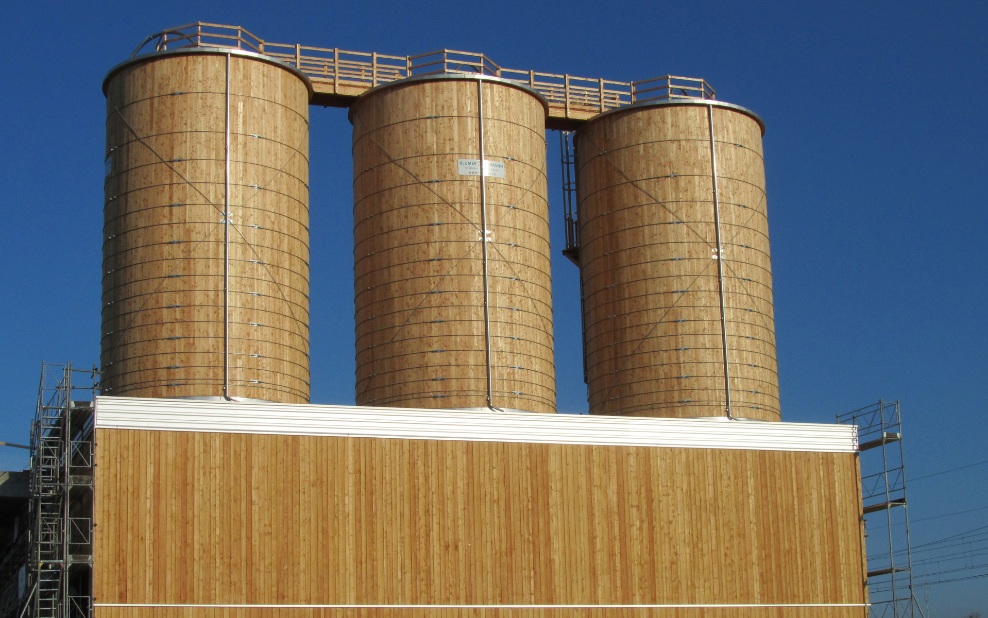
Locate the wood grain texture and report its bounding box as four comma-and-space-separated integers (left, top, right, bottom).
96, 608, 868, 618
93, 428, 866, 612
350, 77, 555, 412
576, 103, 778, 419
102, 51, 311, 402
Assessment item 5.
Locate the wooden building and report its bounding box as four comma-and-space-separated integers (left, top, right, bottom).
79, 27, 870, 618
91, 397, 868, 617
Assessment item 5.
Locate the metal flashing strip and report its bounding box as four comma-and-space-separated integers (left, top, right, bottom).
94, 397, 857, 453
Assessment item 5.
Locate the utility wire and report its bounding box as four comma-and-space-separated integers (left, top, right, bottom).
909, 459, 988, 482
867, 505, 988, 530
912, 525, 988, 549
871, 535, 988, 561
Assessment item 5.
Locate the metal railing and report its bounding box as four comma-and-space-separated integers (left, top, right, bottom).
129, 22, 715, 117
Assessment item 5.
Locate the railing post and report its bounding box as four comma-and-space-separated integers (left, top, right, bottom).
564, 74, 571, 118
372, 51, 378, 86
529, 70, 535, 89
599, 78, 605, 112
334, 48, 340, 90
295, 44, 301, 70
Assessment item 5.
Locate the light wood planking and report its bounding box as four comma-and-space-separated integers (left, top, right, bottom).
576, 102, 779, 419
96, 608, 868, 618
94, 428, 866, 613
102, 51, 311, 402
350, 77, 555, 412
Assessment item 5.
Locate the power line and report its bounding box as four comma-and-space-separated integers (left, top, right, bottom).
870, 535, 988, 562
912, 525, 988, 549
872, 567, 988, 594
910, 459, 988, 482
867, 505, 988, 531
926, 571, 988, 586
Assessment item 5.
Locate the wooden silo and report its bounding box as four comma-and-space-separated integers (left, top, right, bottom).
576, 100, 779, 419
350, 75, 555, 413
101, 49, 312, 403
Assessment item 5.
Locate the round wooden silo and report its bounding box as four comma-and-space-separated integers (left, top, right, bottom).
576, 100, 779, 420
350, 75, 555, 413
102, 49, 311, 403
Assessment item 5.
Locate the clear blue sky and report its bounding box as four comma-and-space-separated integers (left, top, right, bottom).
1, 1, 985, 614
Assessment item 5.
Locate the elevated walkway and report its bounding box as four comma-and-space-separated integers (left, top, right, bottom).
129, 22, 717, 130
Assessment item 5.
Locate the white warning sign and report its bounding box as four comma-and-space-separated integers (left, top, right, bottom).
458, 159, 506, 178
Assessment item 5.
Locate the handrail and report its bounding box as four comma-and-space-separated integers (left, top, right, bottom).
131, 22, 267, 58
632, 75, 716, 102
128, 23, 716, 116
409, 49, 501, 77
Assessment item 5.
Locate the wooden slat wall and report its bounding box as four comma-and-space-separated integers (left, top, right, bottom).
576, 103, 778, 420
102, 51, 311, 403
94, 428, 866, 616
96, 608, 867, 618
350, 77, 555, 412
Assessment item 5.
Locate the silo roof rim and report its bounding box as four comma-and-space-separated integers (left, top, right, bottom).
585, 98, 766, 135
348, 73, 549, 123
102, 47, 314, 98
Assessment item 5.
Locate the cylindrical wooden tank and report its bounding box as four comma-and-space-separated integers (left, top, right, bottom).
576, 100, 779, 420
102, 49, 311, 402
350, 75, 555, 413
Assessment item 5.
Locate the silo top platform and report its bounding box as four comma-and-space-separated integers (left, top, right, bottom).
124, 22, 718, 131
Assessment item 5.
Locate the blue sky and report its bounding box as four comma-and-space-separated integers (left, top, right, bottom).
1, 0, 985, 614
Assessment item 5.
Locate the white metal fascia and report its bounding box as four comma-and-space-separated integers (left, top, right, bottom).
93, 397, 858, 453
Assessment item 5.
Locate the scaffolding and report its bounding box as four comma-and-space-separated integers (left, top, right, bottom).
838, 400, 924, 618
27, 362, 97, 618
0, 472, 30, 618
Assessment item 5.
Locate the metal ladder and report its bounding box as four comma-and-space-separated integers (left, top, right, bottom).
31, 365, 68, 618
559, 130, 579, 266
558, 131, 590, 386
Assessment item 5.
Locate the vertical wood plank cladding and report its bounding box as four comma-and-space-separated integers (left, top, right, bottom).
96, 609, 868, 618
350, 77, 555, 412
102, 51, 311, 402
94, 430, 865, 612
576, 102, 778, 420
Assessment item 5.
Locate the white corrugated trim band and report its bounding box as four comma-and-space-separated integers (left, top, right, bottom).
94, 397, 857, 453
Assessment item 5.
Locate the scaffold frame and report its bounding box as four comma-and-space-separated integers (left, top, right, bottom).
838, 400, 924, 618
27, 362, 97, 618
